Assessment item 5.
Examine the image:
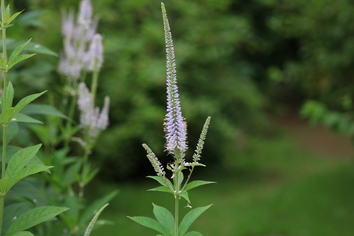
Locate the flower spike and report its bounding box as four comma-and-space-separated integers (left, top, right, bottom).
161, 3, 188, 157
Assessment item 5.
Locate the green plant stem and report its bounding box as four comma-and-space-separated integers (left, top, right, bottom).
90, 67, 99, 103
79, 147, 90, 197
174, 194, 179, 236
0, 0, 8, 234
64, 93, 77, 148
174, 161, 181, 236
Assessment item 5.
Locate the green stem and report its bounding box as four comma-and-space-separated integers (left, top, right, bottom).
79, 147, 90, 198
64, 92, 77, 148
90, 66, 99, 103
174, 173, 179, 236
0, 196, 3, 236
0, 0, 8, 234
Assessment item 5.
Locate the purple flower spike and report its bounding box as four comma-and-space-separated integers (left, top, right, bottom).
162, 3, 188, 156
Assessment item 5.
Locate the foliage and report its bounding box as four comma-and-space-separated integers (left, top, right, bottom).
9, 0, 269, 179
0, 4, 68, 236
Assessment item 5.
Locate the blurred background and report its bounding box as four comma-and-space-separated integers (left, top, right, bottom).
7, 0, 354, 235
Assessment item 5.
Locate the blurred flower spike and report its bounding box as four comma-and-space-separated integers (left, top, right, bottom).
58, 0, 101, 81
77, 82, 110, 146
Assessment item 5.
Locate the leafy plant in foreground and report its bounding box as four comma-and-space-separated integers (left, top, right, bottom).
0, 2, 68, 235
129, 3, 214, 236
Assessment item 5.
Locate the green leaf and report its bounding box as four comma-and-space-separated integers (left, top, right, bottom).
8, 231, 33, 236
3, 202, 33, 232
128, 216, 171, 236
1, 82, 14, 109
8, 53, 36, 70
9, 90, 46, 119
79, 190, 118, 225
183, 181, 216, 191
148, 186, 173, 194
21, 104, 68, 119
23, 41, 57, 57
147, 176, 169, 187
178, 205, 212, 236
153, 204, 174, 236
6, 10, 24, 25
183, 231, 203, 236
6, 144, 42, 178
6, 164, 53, 192
7, 39, 33, 69
180, 191, 190, 204
84, 204, 109, 236
12, 113, 42, 124
5, 206, 68, 236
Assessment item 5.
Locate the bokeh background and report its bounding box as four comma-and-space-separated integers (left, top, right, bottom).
7, 0, 354, 235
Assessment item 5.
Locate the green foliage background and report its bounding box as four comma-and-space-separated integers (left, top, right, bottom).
8, 0, 354, 179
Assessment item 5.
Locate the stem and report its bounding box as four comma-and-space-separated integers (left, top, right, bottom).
174, 194, 179, 236
64, 92, 77, 148
0, 0, 8, 234
90, 67, 99, 103
0, 196, 3, 236
79, 147, 90, 198
174, 171, 179, 236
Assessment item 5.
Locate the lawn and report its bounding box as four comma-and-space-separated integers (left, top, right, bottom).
89, 134, 354, 236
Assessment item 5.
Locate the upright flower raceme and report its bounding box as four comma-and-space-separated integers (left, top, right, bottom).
77, 82, 110, 147
162, 5, 188, 157
58, 0, 101, 82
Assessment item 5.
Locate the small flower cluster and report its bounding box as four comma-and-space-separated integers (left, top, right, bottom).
58, 0, 103, 81
77, 82, 109, 146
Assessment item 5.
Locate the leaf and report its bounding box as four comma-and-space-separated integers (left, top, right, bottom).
147, 176, 169, 187
6, 164, 53, 192
8, 54, 36, 70
180, 191, 190, 204
178, 205, 212, 236
79, 190, 118, 225
5, 206, 68, 236
21, 104, 68, 119
8, 231, 34, 236
6, 10, 24, 25
6, 144, 42, 178
183, 181, 216, 191
183, 231, 203, 236
9, 90, 46, 120
84, 204, 109, 236
1, 82, 14, 109
3, 202, 33, 233
128, 216, 171, 236
7, 39, 33, 69
148, 186, 174, 194
12, 113, 42, 124
152, 204, 174, 235
23, 41, 57, 57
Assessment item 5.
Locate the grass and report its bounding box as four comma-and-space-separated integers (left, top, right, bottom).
89, 134, 354, 236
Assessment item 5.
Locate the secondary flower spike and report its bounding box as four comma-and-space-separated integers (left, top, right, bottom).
162, 3, 188, 156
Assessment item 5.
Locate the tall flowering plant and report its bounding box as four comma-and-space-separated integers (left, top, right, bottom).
129, 3, 214, 236
24, 1, 115, 235
0, 1, 70, 236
